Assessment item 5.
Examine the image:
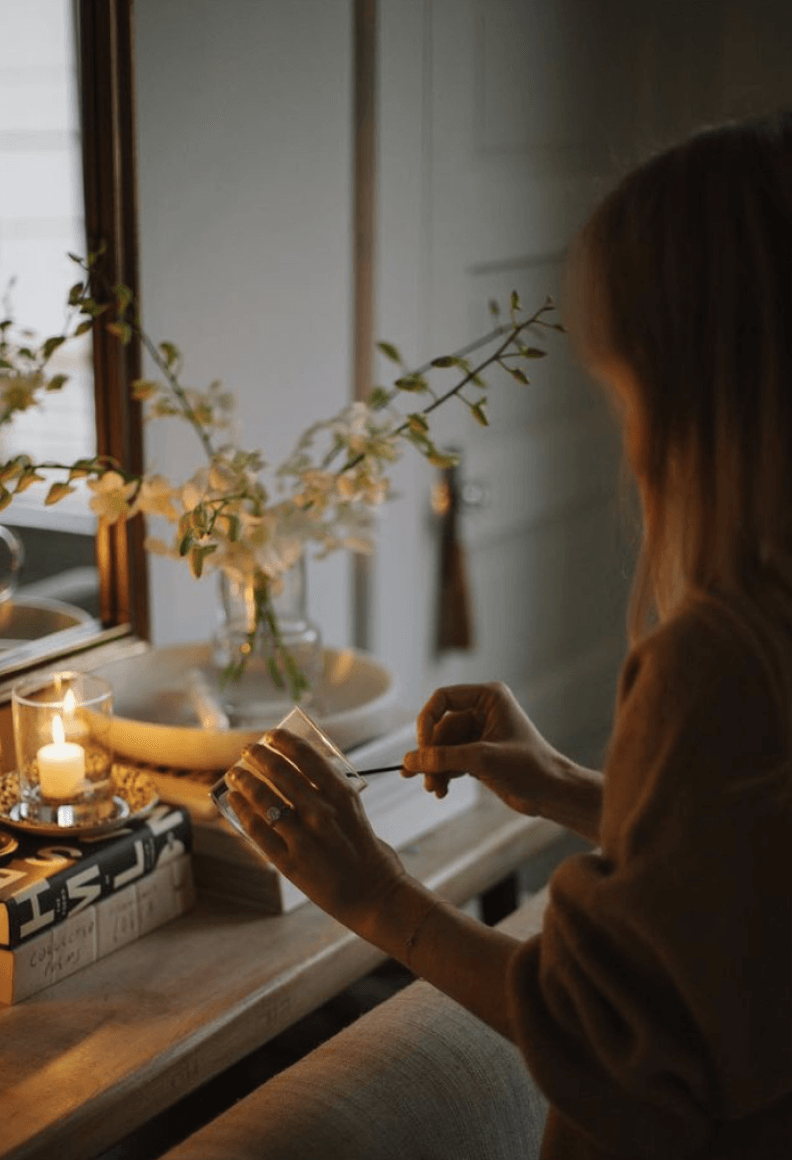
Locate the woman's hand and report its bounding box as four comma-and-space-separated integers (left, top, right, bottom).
401, 682, 558, 811
402, 682, 603, 842
225, 728, 409, 929
401, 683, 558, 807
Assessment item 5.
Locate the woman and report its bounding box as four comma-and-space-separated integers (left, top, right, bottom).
227, 112, 792, 1159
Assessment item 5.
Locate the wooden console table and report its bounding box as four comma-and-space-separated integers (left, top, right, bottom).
0, 790, 560, 1160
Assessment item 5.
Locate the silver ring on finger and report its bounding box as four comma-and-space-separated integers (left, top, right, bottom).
265, 803, 294, 827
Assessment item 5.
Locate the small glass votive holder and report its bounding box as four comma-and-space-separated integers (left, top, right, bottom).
210, 705, 366, 847
12, 670, 116, 827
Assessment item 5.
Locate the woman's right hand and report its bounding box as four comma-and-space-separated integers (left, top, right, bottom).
401, 682, 567, 817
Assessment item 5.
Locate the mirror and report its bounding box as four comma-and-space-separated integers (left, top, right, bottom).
0, 0, 147, 686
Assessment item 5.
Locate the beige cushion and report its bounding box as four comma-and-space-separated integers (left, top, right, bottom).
164, 894, 549, 1160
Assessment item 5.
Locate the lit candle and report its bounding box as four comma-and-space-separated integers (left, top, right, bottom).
37, 699, 86, 800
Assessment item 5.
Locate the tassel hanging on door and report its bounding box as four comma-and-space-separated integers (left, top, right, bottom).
433, 462, 475, 653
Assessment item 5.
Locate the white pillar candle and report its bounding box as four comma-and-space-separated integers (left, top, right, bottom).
37, 713, 86, 800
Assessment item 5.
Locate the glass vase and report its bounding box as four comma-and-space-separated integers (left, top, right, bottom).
211, 556, 324, 726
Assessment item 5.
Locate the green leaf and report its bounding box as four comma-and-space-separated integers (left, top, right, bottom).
47, 373, 69, 392
488, 299, 500, 317
190, 504, 209, 533
0, 486, 12, 513
114, 283, 133, 314
45, 481, 76, 506
178, 530, 194, 556
107, 321, 132, 344
510, 290, 522, 314
0, 358, 12, 370
407, 412, 429, 435
67, 251, 82, 264
0, 460, 22, 483
367, 386, 391, 411
159, 340, 181, 368
131, 378, 159, 401
404, 427, 430, 452
506, 366, 529, 384
75, 319, 93, 337
430, 355, 456, 368
470, 400, 489, 426
376, 341, 402, 365
15, 470, 45, 495
394, 373, 428, 393
42, 335, 66, 359
427, 449, 460, 469
189, 543, 217, 579
520, 346, 546, 358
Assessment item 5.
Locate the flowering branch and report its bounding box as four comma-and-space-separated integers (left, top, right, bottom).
0, 257, 564, 701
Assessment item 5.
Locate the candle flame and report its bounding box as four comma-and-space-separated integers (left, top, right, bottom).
63, 689, 76, 714
52, 714, 65, 746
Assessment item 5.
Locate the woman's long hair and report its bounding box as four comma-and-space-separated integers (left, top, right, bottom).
569, 111, 792, 766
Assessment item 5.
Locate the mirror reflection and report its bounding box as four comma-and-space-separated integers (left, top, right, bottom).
0, 0, 101, 670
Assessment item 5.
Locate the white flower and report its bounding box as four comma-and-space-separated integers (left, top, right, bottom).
208, 460, 239, 493
216, 540, 259, 586
182, 469, 210, 513
133, 474, 181, 522
87, 471, 136, 523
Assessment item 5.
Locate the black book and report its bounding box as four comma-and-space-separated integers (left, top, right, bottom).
0, 804, 191, 946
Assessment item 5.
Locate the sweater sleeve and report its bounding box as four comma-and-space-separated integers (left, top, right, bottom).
508, 607, 792, 1159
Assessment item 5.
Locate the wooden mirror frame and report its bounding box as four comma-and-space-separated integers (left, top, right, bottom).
79, 0, 149, 643
0, 0, 147, 743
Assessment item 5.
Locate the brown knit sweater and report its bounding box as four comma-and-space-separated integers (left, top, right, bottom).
508, 601, 792, 1158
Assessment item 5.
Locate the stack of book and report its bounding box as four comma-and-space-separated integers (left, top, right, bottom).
150, 722, 478, 914
0, 803, 193, 1004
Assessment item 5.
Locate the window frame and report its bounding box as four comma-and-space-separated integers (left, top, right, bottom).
0, 0, 148, 699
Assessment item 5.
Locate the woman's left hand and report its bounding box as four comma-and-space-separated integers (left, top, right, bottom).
225, 728, 409, 929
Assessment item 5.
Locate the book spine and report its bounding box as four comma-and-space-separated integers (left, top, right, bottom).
1, 804, 191, 947
0, 853, 194, 1004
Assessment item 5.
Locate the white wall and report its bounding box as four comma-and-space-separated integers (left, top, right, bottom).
134, 0, 354, 649
133, 0, 792, 766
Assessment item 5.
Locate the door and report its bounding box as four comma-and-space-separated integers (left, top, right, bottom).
373, 0, 629, 764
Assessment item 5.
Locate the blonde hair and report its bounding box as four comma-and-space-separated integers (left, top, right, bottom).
570, 112, 792, 769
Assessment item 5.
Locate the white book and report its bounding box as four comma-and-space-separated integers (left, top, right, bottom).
0, 853, 195, 1005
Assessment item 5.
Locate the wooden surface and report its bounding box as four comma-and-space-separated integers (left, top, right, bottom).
0, 791, 560, 1160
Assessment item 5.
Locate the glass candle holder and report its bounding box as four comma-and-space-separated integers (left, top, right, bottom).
211, 705, 366, 848
12, 670, 115, 826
